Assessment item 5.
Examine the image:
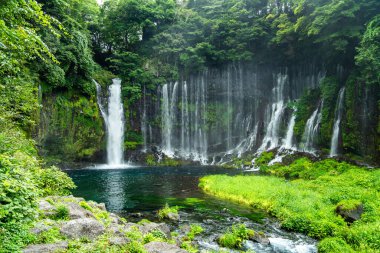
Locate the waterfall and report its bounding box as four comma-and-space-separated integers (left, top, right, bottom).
259, 74, 287, 151
282, 112, 296, 149
152, 64, 325, 162
106, 79, 125, 165
302, 101, 323, 153
180, 81, 189, 154
141, 86, 147, 152
94, 79, 125, 166
330, 87, 345, 157
161, 84, 172, 155
94, 81, 107, 122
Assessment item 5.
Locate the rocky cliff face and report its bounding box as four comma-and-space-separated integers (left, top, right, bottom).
36, 91, 105, 166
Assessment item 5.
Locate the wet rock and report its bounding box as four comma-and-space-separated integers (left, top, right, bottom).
23, 241, 68, 253
66, 202, 95, 220
110, 213, 123, 224
60, 218, 105, 240
250, 231, 270, 245
130, 212, 143, 218
109, 236, 131, 246
38, 200, 56, 216
179, 224, 191, 234
139, 223, 172, 239
167, 212, 180, 221
144, 242, 188, 253
94, 202, 107, 211
336, 203, 364, 223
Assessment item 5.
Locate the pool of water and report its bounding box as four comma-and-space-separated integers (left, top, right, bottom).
67, 166, 317, 253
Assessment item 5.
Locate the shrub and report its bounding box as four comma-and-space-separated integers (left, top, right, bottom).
188, 224, 203, 240
318, 237, 355, 253
36, 166, 76, 196
52, 204, 69, 220
146, 154, 156, 166
157, 203, 179, 220
124, 241, 147, 253
217, 224, 254, 249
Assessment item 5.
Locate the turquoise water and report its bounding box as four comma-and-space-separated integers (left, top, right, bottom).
67, 166, 317, 252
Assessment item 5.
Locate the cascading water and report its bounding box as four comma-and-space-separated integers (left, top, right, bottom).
282, 112, 296, 150
259, 74, 287, 151
161, 83, 173, 156
94, 79, 125, 166
330, 87, 345, 157
152, 64, 325, 163
141, 86, 148, 152
302, 101, 323, 153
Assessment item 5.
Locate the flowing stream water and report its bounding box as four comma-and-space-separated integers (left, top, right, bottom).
67, 166, 317, 253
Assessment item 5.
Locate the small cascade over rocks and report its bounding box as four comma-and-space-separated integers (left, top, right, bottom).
330, 87, 345, 157
282, 112, 296, 150
94, 79, 126, 167
301, 101, 324, 153
259, 73, 288, 151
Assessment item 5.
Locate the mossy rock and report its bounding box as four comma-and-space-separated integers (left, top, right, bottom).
336, 200, 363, 223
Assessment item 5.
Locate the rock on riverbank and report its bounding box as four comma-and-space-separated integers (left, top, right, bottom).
23, 196, 188, 253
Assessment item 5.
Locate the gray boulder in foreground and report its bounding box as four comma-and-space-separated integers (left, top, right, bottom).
139, 222, 172, 239
144, 242, 189, 253
66, 202, 95, 220
60, 218, 105, 240
23, 241, 68, 253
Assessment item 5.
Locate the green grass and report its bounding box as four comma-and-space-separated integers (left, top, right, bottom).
199, 159, 380, 252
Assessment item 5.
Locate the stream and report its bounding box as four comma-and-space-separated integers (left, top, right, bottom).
67, 166, 317, 253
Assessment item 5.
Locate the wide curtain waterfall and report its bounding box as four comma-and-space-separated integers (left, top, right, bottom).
95, 79, 125, 165
146, 64, 327, 162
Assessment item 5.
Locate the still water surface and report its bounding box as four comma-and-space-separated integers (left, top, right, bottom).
67, 166, 317, 253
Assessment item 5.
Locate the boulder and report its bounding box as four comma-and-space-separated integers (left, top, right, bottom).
94, 202, 107, 211
23, 241, 68, 253
144, 242, 188, 253
110, 213, 123, 224
108, 222, 137, 236
30, 221, 53, 235
250, 232, 270, 245
109, 236, 131, 246
60, 218, 105, 240
336, 203, 364, 223
139, 222, 172, 239
38, 200, 56, 216
66, 202, 95, 220
167, 212, 180, 221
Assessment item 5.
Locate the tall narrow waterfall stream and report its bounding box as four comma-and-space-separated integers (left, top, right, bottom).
95, 79, 126, 167
330, 87, 345, 157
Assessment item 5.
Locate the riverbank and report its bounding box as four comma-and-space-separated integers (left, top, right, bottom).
199, 158, 380, 252
19, 196, 190, 253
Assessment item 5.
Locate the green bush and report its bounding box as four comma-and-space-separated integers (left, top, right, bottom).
52, 204, 69, 220
146, 154, 156, 166
318, 237, 355, 253
188, 224, 204, 240
157, 203, 179, 220
36, 166, 76, 196
217, 224, 254, 249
